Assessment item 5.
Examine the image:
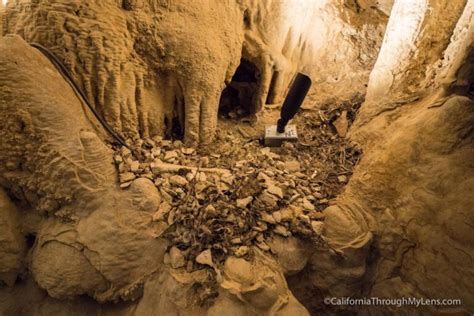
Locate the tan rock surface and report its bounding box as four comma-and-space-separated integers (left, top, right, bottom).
0, 189, 26, 286
0, 0, 473, 315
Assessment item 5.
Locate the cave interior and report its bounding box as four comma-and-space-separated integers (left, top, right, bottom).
0, 0, 473, 315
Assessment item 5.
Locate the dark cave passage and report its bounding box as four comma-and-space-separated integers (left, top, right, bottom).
218, 58, 260, 119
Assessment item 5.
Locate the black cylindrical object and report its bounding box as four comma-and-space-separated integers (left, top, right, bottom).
277, 73, 312, 133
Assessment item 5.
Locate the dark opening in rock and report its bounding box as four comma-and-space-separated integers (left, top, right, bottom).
164, 95, 185, 140
243, 9, 251, 29
218, 58, 260, 119
25, 233, 36, 249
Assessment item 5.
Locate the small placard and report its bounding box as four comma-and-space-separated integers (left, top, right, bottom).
264, 125, 298, 146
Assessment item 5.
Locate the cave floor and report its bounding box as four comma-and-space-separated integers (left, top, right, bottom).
114, 98, 363, 303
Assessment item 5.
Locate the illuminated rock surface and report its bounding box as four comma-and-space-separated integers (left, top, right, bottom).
0, 0, 472, 315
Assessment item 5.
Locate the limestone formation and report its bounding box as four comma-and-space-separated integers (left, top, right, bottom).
2, 0, 388, 144
0, 190, 26, 286
0, 0, 473, 315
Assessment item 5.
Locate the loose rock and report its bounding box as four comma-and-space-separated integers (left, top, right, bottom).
267, 184, 284, 199
272, 211, 282, 223
302, 198, 315, 211
196, 249, 213, 267
261, 212, 276, 224
169, 175, 188, 186
311, 221, 324, 235
274, 225, 290, 237
164, 151, 179, 161
120, 172, 136, 184
280, 208, 294, 221
130, 160, 140, 172
337, 175, 348, 183
284, 160, 301, 172
170, 247, 185, 269
235, 246, 249, 257
333, 110, 349, 137
236, 197, 253, 208
152, 201, 172, 221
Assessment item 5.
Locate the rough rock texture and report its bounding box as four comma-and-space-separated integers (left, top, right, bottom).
209, 253, 309, 316
3, 0, 244, 144
0, 34, 311, 314
349, 95, 472, 315
362, 0, 468, 123
0, 278, 136, 316
354, 0, 473, 139
0, 2, 3, 35
0, 0, 473, 315
2, 0, 389, 143
0, 34, 115, 219
236, 0, 390, 110
135, 253, 308, 316
287, 1, 474, 313
288, 97, 474, 314
433, 0, 474, 95
0, 189, 26, 287
0, 35, 168, 302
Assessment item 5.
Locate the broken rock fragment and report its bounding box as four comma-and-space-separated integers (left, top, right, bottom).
333, 110, 349, 137
119, 172, 136, 184
152, 201, 173, 221
274, 225, 290, 237
164, 151, 179, 161
259, 190, 279, 207
261, 212, 276, 224
302, 198, 315, 211
311, 221, 324, 235
181, 147, 195, 155
272, 211, 282, 223
170, 247, 186, 269
267, 184, 284, 199
337, 175, 348, 183
130, 160, 140, 172
235, 246, 249, 257
169, 175, 188, 186
196, 249, 213, 267
280, 208, 294, 221
236, 197, 253, 208
256, 242, 271, 252
284, 160, 301, 173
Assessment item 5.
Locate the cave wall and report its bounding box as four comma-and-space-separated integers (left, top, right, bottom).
0, 33, 309, 315
354, 0, 472, 140
1, 0, 472, 314
361, 0, 468, 125
0, 35, 169, 303
297, 0, 474, 314
433, 0, 474, 94
236, 0, 390, 110
354, 3, 474, 312
0, 1, 5, 35
359, 95, 473, 315
1, 0, 389, 144
2, 0, 245, 144
0, 189, 26, 287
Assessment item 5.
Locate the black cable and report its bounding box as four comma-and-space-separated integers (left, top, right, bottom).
30, 42, 128, 148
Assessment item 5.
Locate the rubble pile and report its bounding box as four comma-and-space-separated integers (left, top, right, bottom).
114, 104, 362, 284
